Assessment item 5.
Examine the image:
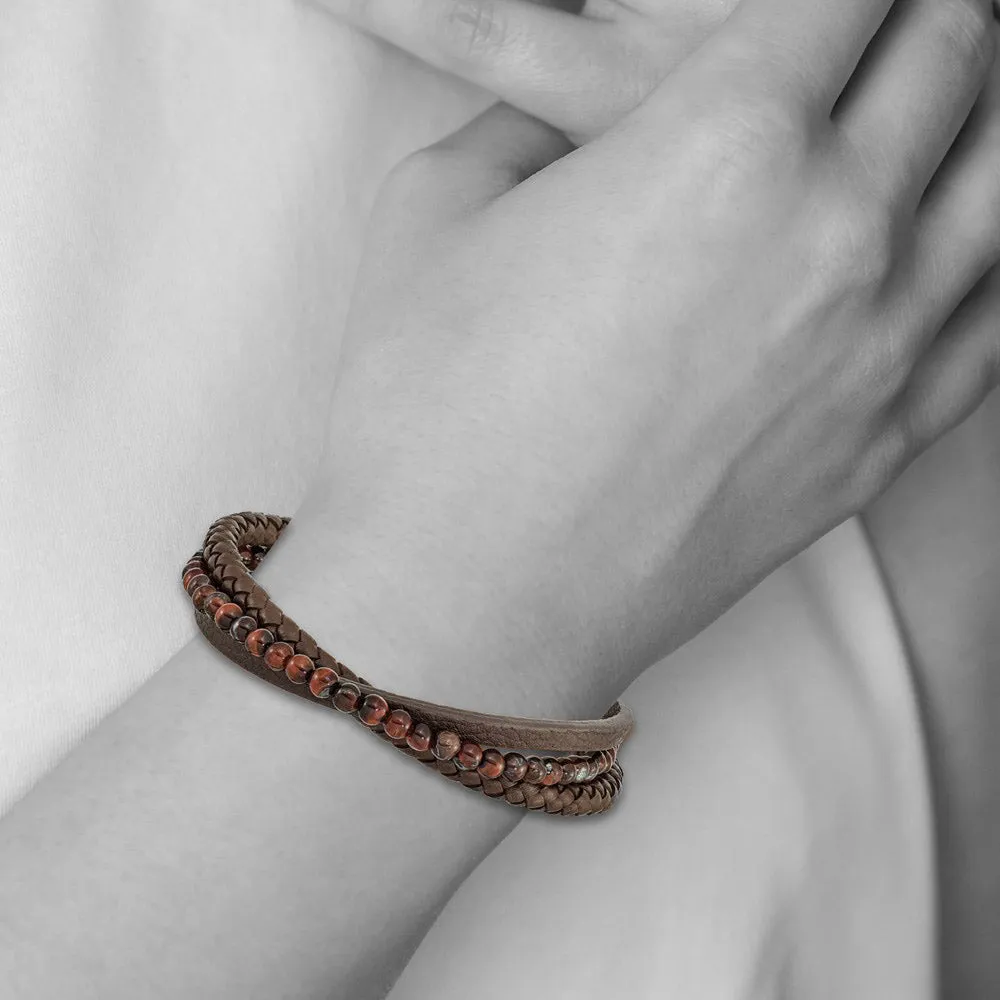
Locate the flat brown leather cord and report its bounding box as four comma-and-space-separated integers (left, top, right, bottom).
185, 512, 633, 816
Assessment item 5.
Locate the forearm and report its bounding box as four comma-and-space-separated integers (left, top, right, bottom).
0, 514, 617, 1000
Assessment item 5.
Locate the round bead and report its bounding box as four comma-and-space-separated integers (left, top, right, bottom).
183, 569, 209, 593
229, 615, 256, 643
524, 757, 546, 784
383, 709, 413, 741
454, 742, 483, 771
406, 723, 432, 752
432, 730, 461, 761
205, 591, 228, 616
191, 584, 216, 611
477, 749, 505, 780
308, 666, 340, 699
540, 760, 563, 786
503, 753, 528, 782
358, 693, 389, 726
182, 559, 204, 576
264, 641, 294, 672
214, 602, 242, 629
332, 682, 362, 713
285, 654, 314, 684
238, 546, 253, 564
245, 628, 274, 657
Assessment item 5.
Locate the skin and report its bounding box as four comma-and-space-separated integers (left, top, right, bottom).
319, 1, 1000, 993
2, 1, 1000, 997
315, 0, 749, 143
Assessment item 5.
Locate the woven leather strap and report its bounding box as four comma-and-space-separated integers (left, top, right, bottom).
185, 512, 633, 817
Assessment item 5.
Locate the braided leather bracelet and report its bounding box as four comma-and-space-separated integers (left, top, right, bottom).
183, 512, 634, 817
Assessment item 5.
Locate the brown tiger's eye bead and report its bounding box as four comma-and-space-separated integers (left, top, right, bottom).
285, 654, 314, 684
455, 742, 483, 771
183, 556, 204, 571
383, 709, 413, 741
191, 584, 215, 611
406, 723, 432, 752
214, 602, 242, 629
308, 666, 340, 699
229, 615, 256, 643
358, 693, 389, 726
432, 730, 461, 761
524, 757, 546, 784
183, 569, 209, 592
503, 753, 528, 782
477, 749, 505, 780
205, 591, 228, 616
540, 760, 563, 786
245, 628, 274, 657
332, 682, 362, 713
264, 641, 294, 672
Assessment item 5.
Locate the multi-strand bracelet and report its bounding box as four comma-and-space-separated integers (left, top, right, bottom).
183, 512, 634, 817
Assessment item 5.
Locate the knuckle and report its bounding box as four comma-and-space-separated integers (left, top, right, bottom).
865, 340, 914, 409
940, 0, 995, 74
875, 420, 914, 491
436, 0, 510, 61
852, 422, 912, 507
810, 193, 896, 290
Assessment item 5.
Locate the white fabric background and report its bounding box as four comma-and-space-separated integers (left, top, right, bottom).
0, 2, 933, 997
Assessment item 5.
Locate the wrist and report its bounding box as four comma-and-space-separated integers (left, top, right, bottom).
249, 494, 626, 728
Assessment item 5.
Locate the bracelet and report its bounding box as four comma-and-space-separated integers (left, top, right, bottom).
183, 512, 634, 817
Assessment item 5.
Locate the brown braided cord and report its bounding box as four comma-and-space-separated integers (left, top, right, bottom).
188, 513, 633, 817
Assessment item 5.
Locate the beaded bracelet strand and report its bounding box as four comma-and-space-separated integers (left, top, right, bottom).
184, 513, 633, 817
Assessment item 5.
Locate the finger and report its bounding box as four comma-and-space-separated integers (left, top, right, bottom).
370, 101, 571, 248
835, 0, 995, 208
318, 0, 614, 135
909, 26, 1000, 332
894, 266, 1000, 455
698, 0, 894, 112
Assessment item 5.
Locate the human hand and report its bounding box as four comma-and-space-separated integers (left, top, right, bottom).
286, 0, 1000, 711
313, 0, 738, 142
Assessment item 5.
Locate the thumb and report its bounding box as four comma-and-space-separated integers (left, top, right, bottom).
369, 101, 572, 247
